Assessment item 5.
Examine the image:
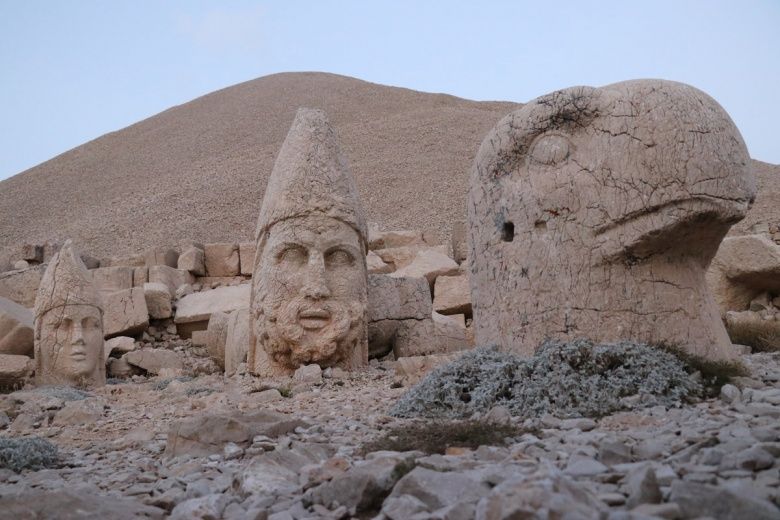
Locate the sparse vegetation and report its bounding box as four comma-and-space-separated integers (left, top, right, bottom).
0, 437, 60, 472
185, 387, 214, 397
659, 343, 749, 397
391, 340, 706, 419
725, 318, 780, 354
361, 420, 518, 455
37, 386, 90, 401
152, 376, 193, 391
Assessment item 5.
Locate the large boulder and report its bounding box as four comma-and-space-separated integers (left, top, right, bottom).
165, 410, 307, 457
103, 287, 149, 338
143, 282, 172, 319
707, 234, 780, 314
0, 296, 33, 356
368, 275, 431, 322
177, 246, 205, 276
174, 285, 250, 324
389, 248, 459, 288
0, 489, 164, 520
148, 265, 195, 298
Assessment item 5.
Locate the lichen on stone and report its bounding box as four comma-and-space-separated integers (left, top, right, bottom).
0, 437, 60, 472
390, 339, 703, 419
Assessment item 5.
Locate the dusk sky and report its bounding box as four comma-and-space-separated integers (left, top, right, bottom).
1, 0, 778, 180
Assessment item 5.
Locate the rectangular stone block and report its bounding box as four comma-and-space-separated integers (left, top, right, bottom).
433, 274, 472, 316
204, 243, 240, 277
178, 247, 206, 276
0, 297, 34, 357
144, 247, 179, 268
148, 265, 195, 298
91, 266, 134, 295
393, 314, 469, 358
368, 274, 431, 322
103, 287, 149, 338
174, 284, 250, 324
132, 267, 148, 287
239, 242, 256, 276
0, 264, 45, 308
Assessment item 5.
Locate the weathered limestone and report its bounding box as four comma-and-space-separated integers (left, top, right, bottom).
393, 313, 469, 358
132, 266, 148, 287
225, 308, 250, 375
205, 243, 240, 277
175, 285, 250, 324
143, 282, 172, 319
103, 287, 149, 338
125, 348, 184, 375
0, 264, 45, 308
374, 245, 449, 271
366, 251, 393, 274
33, 241, 106, 386
178, 246, 206, 276
468, 80, 756, 359
249, 108, 369, 376
707, 234, 780, 314
100, 254, 145, 268
204, 311, 231, 369
0, 353, 35, 389
433, 274, 471, 316
368, 275, 431, 322
389, 248, 459, 288
104, 336, 135, 359
0, 296, 34, 356
21, 244, 43, 263
148, 265, 195, 298
450, 220, 468, 264
239, 242, 256, 276
143, 247, 179, 268
368, 229, 426, 251
91, 266, 134, 296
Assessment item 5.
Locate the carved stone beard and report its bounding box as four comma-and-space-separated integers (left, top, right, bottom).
256, 295, 365, 369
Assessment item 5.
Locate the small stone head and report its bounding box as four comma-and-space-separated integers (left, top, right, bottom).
468, 80, 756, 359
250, 108, 368, 375
33, 241, 105, 386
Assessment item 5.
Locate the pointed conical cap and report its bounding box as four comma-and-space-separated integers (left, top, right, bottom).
34, 240, 101, 317
255, 108, 367, 248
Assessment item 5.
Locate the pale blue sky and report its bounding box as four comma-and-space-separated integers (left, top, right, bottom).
1, 1, 778, 181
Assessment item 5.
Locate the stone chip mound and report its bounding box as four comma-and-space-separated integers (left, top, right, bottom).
391, 339, 704, 419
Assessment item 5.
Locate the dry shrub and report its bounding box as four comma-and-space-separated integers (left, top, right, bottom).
726, 318, 780, 353
361, 420, 518, 455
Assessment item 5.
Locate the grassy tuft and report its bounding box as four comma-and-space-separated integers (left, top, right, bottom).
725, 318, 780, 353
659, 344, 749, 397
361, 420, 518, 455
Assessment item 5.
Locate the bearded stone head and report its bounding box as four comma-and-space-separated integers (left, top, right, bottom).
468, 80, 756, 360
34, 240, 106, 387
249, 108, 369, 376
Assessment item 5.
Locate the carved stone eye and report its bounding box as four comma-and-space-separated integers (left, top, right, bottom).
529, 134, 570, 166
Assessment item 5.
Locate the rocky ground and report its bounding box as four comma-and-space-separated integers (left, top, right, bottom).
1, 351, 779, 520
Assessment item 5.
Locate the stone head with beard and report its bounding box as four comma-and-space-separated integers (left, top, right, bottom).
249, 108, 369, 377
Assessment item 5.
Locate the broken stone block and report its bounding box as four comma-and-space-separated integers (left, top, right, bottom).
368, 274, 431, 321
368, 229, 426, 250
143, 282, 172, 319
178, 247, 205, 276
125, 348, 184, 375
104, 336, 135, 359
395, 353, 459, 384
393, 314, 469, 358
239, 242, 256, 276
108, 356, 136, 378
132, 267, 148, 287
0, 353, 34, 389
205, 311, 231, 368
148, 265, 195, 298
99, 254, 145, 268
0, 264, 45, 307
224, 308, 250, 376
708, 235, 780, 314
103, 287, 149, 338
91, 266, 134, 296
80, 254, 100, 270
144, 247, 179, 268
0, 296, 34, 356
165, 409, 307, 457
368, 320, 400, 359
367, 251, 392, 274
433, 274, 471, 316
749, 292, 773, 312
13, 260, 29, 270
175, 285, 250, 324
191, 330, 209, 347
389, 248, 459, 288
21, 244, 43, 263
451, 220, 468, 264
374, 244, 449, 271
204, 243, 240, 277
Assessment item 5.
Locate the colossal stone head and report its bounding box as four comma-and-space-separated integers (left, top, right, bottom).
34, 240, 105, 386
468, 80, 756, 360
249, 108, 368, 376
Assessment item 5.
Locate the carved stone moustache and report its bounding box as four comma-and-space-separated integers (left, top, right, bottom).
468, 80, 756, 360
34, 241, 106, 386
249, 107, 369, 376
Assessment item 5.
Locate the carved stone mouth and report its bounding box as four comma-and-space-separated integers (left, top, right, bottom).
70, 347, 87, 361
298, 308, 331, 330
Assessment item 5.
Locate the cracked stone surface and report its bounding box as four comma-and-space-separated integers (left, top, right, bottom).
468, 79, 756, 359
250, 108, 369, 377
33, 241, 106, 387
